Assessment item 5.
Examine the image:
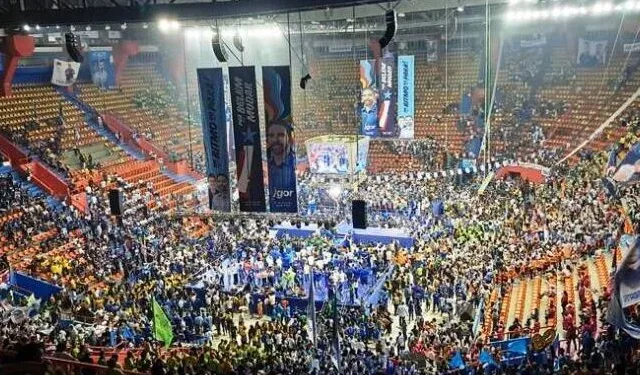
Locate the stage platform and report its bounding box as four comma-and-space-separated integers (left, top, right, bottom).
271, 222, 320, 239
271, 221, 414, 247
335, 222, 414, 248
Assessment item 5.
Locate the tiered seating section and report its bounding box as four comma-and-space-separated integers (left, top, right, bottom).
76, 65, 203, 163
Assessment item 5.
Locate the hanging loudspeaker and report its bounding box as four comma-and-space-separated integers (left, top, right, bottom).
379, 9, 397, 49
233, 33, 244, 53
65, 32, 84, 63
300, 74, 312, 89
211, 28, 228, 63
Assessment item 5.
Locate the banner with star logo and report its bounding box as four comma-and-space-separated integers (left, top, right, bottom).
358, 51, 398, 138
197, 68, 231, 212
262, 66, 298, 213
229, 66, 267, 212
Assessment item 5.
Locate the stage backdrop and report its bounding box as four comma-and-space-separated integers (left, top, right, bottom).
197, 68, 231, 212
306, 135, 369, 174
88, 51, 116, 89
229, 66, 266, 212
262, 66, 298, 213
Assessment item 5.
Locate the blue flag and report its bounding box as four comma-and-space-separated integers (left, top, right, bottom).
448, 351, 465, 369
479, 349, 497, 367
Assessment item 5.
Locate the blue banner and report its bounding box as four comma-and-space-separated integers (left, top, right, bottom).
612, 142, 640, 183
397, 55, 414, 139
262, 66, 297, 213
608, 235, 640, 338
197, 68, 231, 212
88, 51, 116, 89
229, 66, 266, 212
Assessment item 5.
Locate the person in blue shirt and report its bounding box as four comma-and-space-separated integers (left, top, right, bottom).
267, 121, 297, 212
360, 87, 380, 137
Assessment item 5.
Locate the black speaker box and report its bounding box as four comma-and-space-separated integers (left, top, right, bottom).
352, 200, 367, 229
65, 32, 84, 63
211, 32, 228, 63
108, 189, 123, 216
379, 10, 397, 49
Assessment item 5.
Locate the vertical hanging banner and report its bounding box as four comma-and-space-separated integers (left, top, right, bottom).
359, 60, 379, 137
197, 68, 231, 212
262, 66, 298, 213
378, 51, 397, 137
229, 66, 267, 212
397, 55, 415, 139
88, 51, 116, 89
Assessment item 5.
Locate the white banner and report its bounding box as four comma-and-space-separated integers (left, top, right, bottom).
577, 38, 608, 66
426, 40, 438, 62
624, 42, 640, 53
520, 35, 546, 48
108, 30, 122, 39
51, 59, 81, 87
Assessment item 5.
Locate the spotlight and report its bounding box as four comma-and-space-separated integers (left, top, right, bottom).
158, 19, 170, 32
85, 25, 91, 31
55, 25, 60, 29
457, 5, 465, 12
142, 23, 149, 29
70, 25, 75, 31
35, 25, 41, 30
170, 20, 180, 30
105, 25, 111, 30
23, 24, 31, 31
121, 23, 127, 30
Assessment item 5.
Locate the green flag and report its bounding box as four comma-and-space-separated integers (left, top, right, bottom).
152, 298, 174, 347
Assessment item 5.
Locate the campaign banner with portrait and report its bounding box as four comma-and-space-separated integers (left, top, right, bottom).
197, 68, 231, 212
577, 38, 608, 67
397, 55, 415, 139
229, 66, 267, 213
88, 51, 116, 89
51, 59, 80, 87
358, 54, 397, 138
608, 235, 640, 338
262, 66, 298, 213
612, 142, 640, 183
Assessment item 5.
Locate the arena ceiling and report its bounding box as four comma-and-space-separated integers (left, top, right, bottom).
0, 0, 506, 28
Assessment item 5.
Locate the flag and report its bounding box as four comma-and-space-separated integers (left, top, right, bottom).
606, 146, 618, 175
152, 298, 174, 348
479, 349, 497, 368
448, 351, 465, 369
331, 288, 341, 372
306, 269, 317, 348
506, 337, 529, 355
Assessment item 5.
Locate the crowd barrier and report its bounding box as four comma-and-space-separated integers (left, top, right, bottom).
0, 134, 70, 198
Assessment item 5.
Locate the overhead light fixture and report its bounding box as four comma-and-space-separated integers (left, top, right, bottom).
55, 25, 60, 29
121, 23, 127, 30
70, 25, 75, 31
398, 12, 406, 17
23, 24, 31, 31
85, 25, 91, 31
105, 25, 111, 30
142, 23, 149, 29
35, 25, 41, 30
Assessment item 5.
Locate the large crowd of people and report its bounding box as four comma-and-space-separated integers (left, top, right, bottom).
0, 119, 638, 374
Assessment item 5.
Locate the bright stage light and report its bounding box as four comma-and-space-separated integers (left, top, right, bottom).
23, 24, 30, 31
158, 19, 171, 32
327, 186, 342, 200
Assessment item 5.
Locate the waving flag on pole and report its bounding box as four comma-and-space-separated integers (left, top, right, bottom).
306, 269, 317, 348
152, 298, 174, 348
